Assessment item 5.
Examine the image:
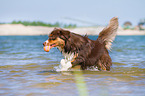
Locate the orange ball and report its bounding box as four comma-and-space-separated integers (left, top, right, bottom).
43, 46, 50, 52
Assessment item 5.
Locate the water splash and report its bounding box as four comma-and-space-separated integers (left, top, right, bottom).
55, 59, 72, 71
55, 52, 74, 71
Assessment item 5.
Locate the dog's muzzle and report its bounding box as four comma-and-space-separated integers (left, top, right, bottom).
43, 40, 50, 52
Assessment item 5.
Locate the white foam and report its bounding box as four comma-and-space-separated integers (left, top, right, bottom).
55, 52, 75, 71
55, 59, 72, 71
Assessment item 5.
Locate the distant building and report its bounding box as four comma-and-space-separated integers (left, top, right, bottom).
123, 21, 133, 30
138, 19, 145, 30
124, 21, 132, 26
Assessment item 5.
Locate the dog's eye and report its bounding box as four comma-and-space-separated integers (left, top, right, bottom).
52, 38, 56, 40
49, 37, 56, 40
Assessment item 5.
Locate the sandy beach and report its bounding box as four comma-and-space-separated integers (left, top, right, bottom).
0, 24, 145, 36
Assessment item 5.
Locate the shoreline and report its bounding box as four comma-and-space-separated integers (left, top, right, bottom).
0, 24, 145, 36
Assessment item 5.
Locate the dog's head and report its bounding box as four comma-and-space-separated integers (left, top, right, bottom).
43, 28, 70, 52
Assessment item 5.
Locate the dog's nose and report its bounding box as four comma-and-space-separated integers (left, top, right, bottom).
43, 42, 46, 46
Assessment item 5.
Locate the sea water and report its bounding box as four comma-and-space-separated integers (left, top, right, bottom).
0, 35, 145, 96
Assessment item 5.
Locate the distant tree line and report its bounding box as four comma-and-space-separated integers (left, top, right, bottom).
10, 21, 77, 28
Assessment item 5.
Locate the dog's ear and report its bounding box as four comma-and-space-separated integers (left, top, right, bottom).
58, 30, 70, 40
57, 30, 63, 34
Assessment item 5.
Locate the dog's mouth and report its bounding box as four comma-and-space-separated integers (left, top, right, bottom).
50, 43, 56, 47
43, 43, 56, 52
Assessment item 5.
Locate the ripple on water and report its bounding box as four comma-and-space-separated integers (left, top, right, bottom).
0, 36, 145, 96
31, 82, 62, 88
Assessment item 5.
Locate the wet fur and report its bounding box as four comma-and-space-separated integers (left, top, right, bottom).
46, 17, 118, 71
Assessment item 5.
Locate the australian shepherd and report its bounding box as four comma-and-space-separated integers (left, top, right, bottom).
43, 17, 118, 71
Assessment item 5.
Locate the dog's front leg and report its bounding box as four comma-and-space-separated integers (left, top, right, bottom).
71, 56, 84, 68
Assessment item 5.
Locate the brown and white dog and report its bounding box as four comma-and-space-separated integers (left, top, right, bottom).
43, 17, 118, 71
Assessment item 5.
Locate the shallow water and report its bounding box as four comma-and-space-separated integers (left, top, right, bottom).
0, 35, 145, 96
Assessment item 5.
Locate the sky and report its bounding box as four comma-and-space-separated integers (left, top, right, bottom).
0, 0, 145, 26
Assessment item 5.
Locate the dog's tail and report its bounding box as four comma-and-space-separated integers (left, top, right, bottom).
97, 17, 119, 51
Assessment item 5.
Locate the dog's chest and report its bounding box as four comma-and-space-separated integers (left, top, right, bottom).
62, 52, 75, 61
56, 46, 75, 71
57, 46, 75, 61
